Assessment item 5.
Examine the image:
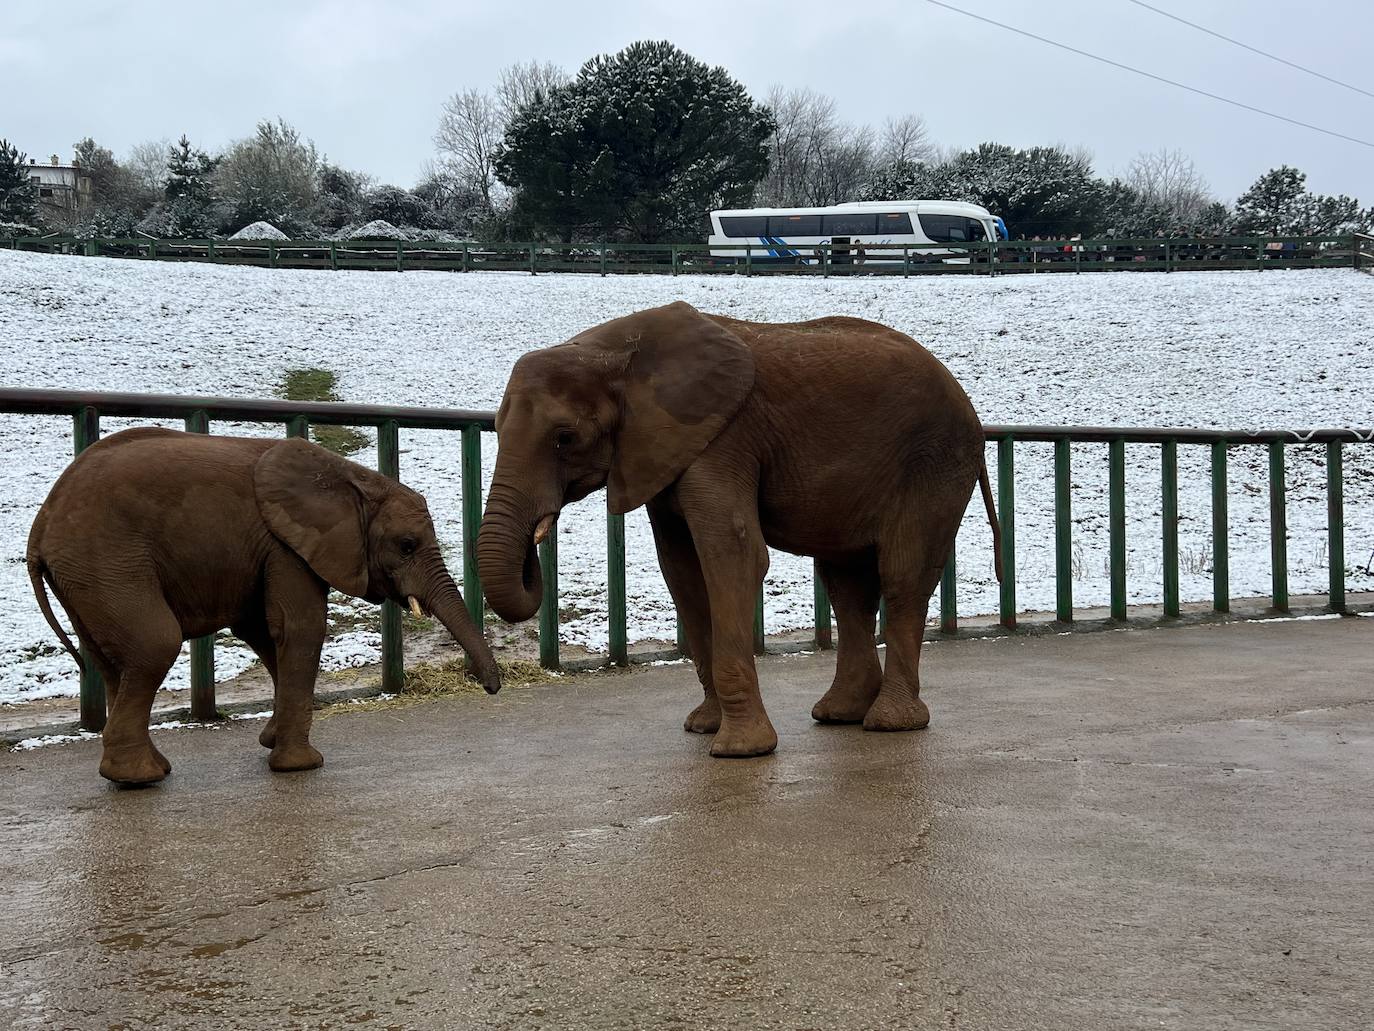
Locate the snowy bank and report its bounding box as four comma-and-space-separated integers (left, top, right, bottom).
0, 249, 1370, 703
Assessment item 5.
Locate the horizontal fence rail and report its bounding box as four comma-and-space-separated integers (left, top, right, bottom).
2, 233, 1365, 277
1, 387, 1368, 732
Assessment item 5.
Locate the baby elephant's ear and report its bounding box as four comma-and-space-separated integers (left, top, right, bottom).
253, 438, 369, 597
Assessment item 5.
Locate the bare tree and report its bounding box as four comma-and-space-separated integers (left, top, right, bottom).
876, 114, 932, 166
494, 60, 567, 124
757, 86, 876, 206
1127, 148, 1212, 224
435, 88, 502, 210
125, 138, 171, 195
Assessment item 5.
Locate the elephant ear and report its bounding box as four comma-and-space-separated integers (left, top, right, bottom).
253, 438, 370, 597
598, 301, 755, 514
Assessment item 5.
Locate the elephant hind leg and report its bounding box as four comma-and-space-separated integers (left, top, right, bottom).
811, 553, 883, 724
93, 603, 182, 785
232, 614, 280, 750
865, 532, 949, 733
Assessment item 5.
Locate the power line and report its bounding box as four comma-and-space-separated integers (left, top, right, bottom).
1127, 0, 1374, 101
925, 0, 1374, 150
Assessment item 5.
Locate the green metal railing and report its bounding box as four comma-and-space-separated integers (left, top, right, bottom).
1, 388, 1368, 732
2, 233, 1363, 276
1356, 233, 1374, 274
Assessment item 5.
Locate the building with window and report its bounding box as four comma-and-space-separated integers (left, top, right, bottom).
26, 155, 93, 218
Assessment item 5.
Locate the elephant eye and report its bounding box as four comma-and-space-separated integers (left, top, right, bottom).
555, 428, 576, 448
399, 537, 418, 556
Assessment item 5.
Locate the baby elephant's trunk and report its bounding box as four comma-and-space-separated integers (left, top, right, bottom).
420, 562, 502, 695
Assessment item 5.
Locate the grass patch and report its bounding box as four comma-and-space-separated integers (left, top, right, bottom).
276, 367, 370, 456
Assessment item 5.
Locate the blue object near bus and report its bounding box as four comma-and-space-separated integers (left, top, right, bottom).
994, 216, 1009, 240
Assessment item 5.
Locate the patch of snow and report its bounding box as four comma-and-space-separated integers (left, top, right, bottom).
347, 220, 408, 241
13, 730, 101, 750
228, 221, 288, 241
0, 250, 1370, 704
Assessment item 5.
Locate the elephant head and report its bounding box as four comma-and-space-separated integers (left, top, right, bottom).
254, 438, 501, 693
477, 301, 756, 623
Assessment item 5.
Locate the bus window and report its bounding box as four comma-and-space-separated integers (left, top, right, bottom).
877, 212, 913, 234
821, 213, 877, 235
768, 214, 821, 236
918, 213, 986, 243
719, 215, 768, 238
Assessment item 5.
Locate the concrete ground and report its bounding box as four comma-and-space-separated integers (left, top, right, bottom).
2, 616, 1372, 1030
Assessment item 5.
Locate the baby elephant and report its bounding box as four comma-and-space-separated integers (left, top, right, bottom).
27, 427, 501, 785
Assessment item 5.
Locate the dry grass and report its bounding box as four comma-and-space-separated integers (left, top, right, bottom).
317, 658, 564, 718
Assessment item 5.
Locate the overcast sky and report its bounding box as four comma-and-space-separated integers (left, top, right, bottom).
5, 0, 1372, 203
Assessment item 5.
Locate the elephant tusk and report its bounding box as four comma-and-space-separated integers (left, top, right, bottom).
533, 514, 556, 546
408, 596, 425, 619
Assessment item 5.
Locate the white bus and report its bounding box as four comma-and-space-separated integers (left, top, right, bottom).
707, 200, 1006, 265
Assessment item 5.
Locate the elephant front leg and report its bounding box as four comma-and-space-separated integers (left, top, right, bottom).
262, 558, 327, 773
647, 499, 718, 734
680, 495, 777, 758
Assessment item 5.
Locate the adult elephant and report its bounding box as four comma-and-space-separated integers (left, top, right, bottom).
477, 302, 999, 758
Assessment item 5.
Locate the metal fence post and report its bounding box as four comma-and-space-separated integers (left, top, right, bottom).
754, 586, 766, 655
939, 552, 957, 634
1327, 442, 1345, 612
745, 244, 753, 277
378, 420, 404, 693
329, 242, 337, 270
460, 426, 484, 629
600, 244, 607, 277
72, 406, 106, 731
1211, 440, 1229, 612
813, 559, 832, 649
461, 242, 469, 273
1268, 441, 1289, 612
286, 414, 309, 439
529, 243, 537, 276
607, 511, 628, 665
395, 241, 403, 273
184, 409, 218, 720
671, 245, 679, 277
1054, 437, 1073, 621
998, 436, 1016, 629
1109, 438, 1126, 621
1161, 440, 1180, 618
538, 524, 559, 668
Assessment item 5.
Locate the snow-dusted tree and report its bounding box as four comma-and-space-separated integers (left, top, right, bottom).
70, 136, 155, 233
1232, 166, 1308, 235
1232, 165, 1370, 235
215, 119, 319, 234
931, 143, 1103, 237
0, 138, 40, 231
435, 88, 503, 211
310, 160, 368, 231
496, 41, 772, 242
1126, 148, 1212, 225
138, 135, 222, 237
362, 184, 435, 229
126, 139, 171, 196
494, 61, 567, 123
876, 114, 933, 167
756, 87, 877, 206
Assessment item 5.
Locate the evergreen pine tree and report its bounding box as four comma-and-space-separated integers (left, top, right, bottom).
0, 139, 41, 230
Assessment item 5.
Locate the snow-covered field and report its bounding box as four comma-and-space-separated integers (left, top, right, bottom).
1, 250, 1370, 705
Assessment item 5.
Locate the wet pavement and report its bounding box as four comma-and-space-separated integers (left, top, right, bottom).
2, 616, 1372, 1030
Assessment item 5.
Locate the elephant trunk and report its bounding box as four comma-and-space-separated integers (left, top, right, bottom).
418, 554, 502, 694
476, 482, 547, 624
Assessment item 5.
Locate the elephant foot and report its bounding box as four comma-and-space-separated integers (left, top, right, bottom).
709, 716, 778, 758
150, 743, 172, 775
683, 696, 722, 734
258, 717, 278, 750
268, 742, 324, 773
99, 743, 168, 786
862, 693, 931, 732
811, 681, 881, 724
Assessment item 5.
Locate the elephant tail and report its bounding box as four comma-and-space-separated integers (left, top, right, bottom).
978, 458, 1003, 584
26, 538, 84, 672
